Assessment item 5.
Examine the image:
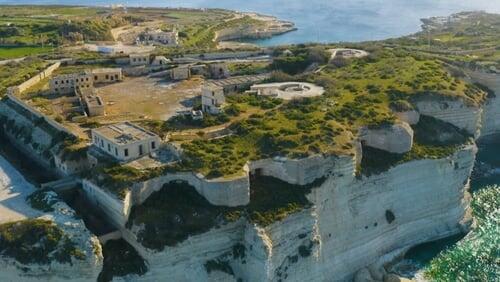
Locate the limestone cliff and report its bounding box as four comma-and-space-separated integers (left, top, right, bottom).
0, 191, 103, 281
118, 145, 475, 281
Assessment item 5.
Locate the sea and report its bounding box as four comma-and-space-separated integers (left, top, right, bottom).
0, 0, 499, 46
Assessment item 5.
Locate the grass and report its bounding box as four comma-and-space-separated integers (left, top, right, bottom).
0, 46, 54, 60
0, 219, 85, 265
0, 57, 47, 95
126, 176, 321, 250
27, 189, 59, 212
98, 239, 148, 282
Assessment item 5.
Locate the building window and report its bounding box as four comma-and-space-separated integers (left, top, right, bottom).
115, 74, 118, 79
55, 81, 58, 85
86, 78, 89, 81
107, 143, 111, 152
139, 145, 143, 155
115, 148, 118, 156
124, 149, 129, 157
151, 141, 156, 149
100, 140, 104, 147
105, 75, 109, 80
94, 76, 98, 80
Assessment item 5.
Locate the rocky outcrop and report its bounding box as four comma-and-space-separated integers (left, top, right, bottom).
116, 144, 475, 281
467, 71, 500, 140
0, 191, 103, 281
359, 122, 414, 154
394, 110, 420, 125
415, 97, 482, 137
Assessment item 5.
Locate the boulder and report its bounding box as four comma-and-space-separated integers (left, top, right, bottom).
394, 110, 420, 125
359, 122, 414, 154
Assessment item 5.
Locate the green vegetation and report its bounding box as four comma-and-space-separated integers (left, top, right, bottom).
228, 62, 270, 76
0, 219, 85, 265
272, 46, 330, 74
98, 239, 148, 282
127, 176, 320, 250
0, 6, 136, 46
181, 15, 266, 50
0, 46, 53, 60
27, 189, 59, 212
425, 185, 499, 281
0, 57, 47, 95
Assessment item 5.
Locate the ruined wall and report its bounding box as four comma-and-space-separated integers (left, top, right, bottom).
0, 95, 78, 176
81, 180, 132, 227
7, 62, 60, 95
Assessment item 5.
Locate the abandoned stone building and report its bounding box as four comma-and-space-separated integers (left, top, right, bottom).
77, 88, 105, 117
129, 53, 151, 66
141, 29, 179, 46
201, 84, 226, 114
50, 71, 93, 94
171, 65, 191, 80
208, 62, 230, 79
91, 122, 161, 162
91, 68, 123, 84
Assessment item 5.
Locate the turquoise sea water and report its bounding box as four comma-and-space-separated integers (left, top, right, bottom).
0, 0, 499, 45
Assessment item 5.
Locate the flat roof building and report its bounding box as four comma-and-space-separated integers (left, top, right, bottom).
91, 122, 161, 162
130, 53, 150, 66
91, 68, 123, 84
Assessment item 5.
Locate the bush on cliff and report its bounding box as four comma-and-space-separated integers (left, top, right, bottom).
98, 239, 148, 282
0, 219, 85, 265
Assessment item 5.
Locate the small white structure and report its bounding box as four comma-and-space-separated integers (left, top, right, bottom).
191, 110, 204, 120
129, 53, 150, 66
201, 84, 226, 114
250, 82, 325, 100
91, 68, 123, 84
91, 122, 161, 162
50, 72, 93, 94
151, 56, 170, 66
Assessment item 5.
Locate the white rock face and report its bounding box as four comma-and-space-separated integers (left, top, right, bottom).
394, 110, 420, 125
359, 122, 414, 154
118, 145, 475, 281
415, 98, 482, 136
0, 191, 103, 282
468, 71, 500, 140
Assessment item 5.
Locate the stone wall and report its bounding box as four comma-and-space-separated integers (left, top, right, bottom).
8, 62, 60, 95
81, 180, 132, 227
0, 95, 78, 177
